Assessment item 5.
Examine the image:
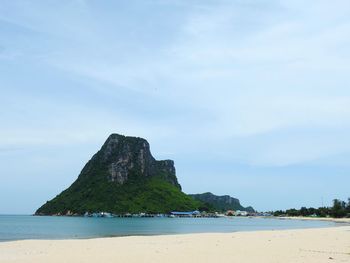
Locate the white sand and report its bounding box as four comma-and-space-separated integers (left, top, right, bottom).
1, 226, 349, 263
278, 216, 350, 224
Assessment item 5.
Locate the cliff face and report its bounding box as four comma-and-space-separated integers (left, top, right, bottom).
35, 134, 199, 215
84, 134, 180, 188
189, 192, 254, 212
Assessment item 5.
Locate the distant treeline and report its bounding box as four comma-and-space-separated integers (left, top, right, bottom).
272, 198, 350, 218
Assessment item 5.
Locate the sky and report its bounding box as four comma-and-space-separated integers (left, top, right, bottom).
0, 0, 349, 214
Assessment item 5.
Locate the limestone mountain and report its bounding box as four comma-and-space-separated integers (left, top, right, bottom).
189, 192, 254, 212
36, 134, 201, 215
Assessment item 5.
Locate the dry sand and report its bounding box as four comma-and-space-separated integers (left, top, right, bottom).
278, 216, 350, 224
0, 226, 349, 263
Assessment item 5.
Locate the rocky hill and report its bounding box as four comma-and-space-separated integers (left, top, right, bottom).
35, 134, 201, 215
189, 192, 254, 212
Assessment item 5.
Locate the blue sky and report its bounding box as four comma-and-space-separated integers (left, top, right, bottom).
1, 0, 349, 214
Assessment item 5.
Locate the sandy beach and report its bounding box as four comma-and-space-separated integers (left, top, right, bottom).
277, 216, 350, 224
1, 226, 349, 263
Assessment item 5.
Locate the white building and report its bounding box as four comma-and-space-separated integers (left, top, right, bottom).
234, 210, 248, 216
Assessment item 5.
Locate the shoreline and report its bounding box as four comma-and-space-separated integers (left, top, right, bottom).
1, 226, 349, 263
0, 216, 341, 243
0, 222, 339, 244
275, 216, 350, 224
0, 216, 344, 243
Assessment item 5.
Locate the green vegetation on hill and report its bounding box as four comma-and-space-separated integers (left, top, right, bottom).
37, 173, 201, 214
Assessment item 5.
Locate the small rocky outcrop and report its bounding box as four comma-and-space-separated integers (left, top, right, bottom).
189, 192, 254, 212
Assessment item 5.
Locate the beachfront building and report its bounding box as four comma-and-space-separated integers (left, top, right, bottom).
234, 210, 248, 216
170, 211, 201, 217
226, 210, 235, 216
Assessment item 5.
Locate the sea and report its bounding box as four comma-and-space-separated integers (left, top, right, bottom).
0, 215, 336, 242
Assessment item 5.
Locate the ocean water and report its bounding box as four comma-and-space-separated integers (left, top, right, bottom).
0, 215, 336, 242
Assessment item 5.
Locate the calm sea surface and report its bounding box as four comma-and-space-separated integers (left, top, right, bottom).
0, 215, 336, 242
